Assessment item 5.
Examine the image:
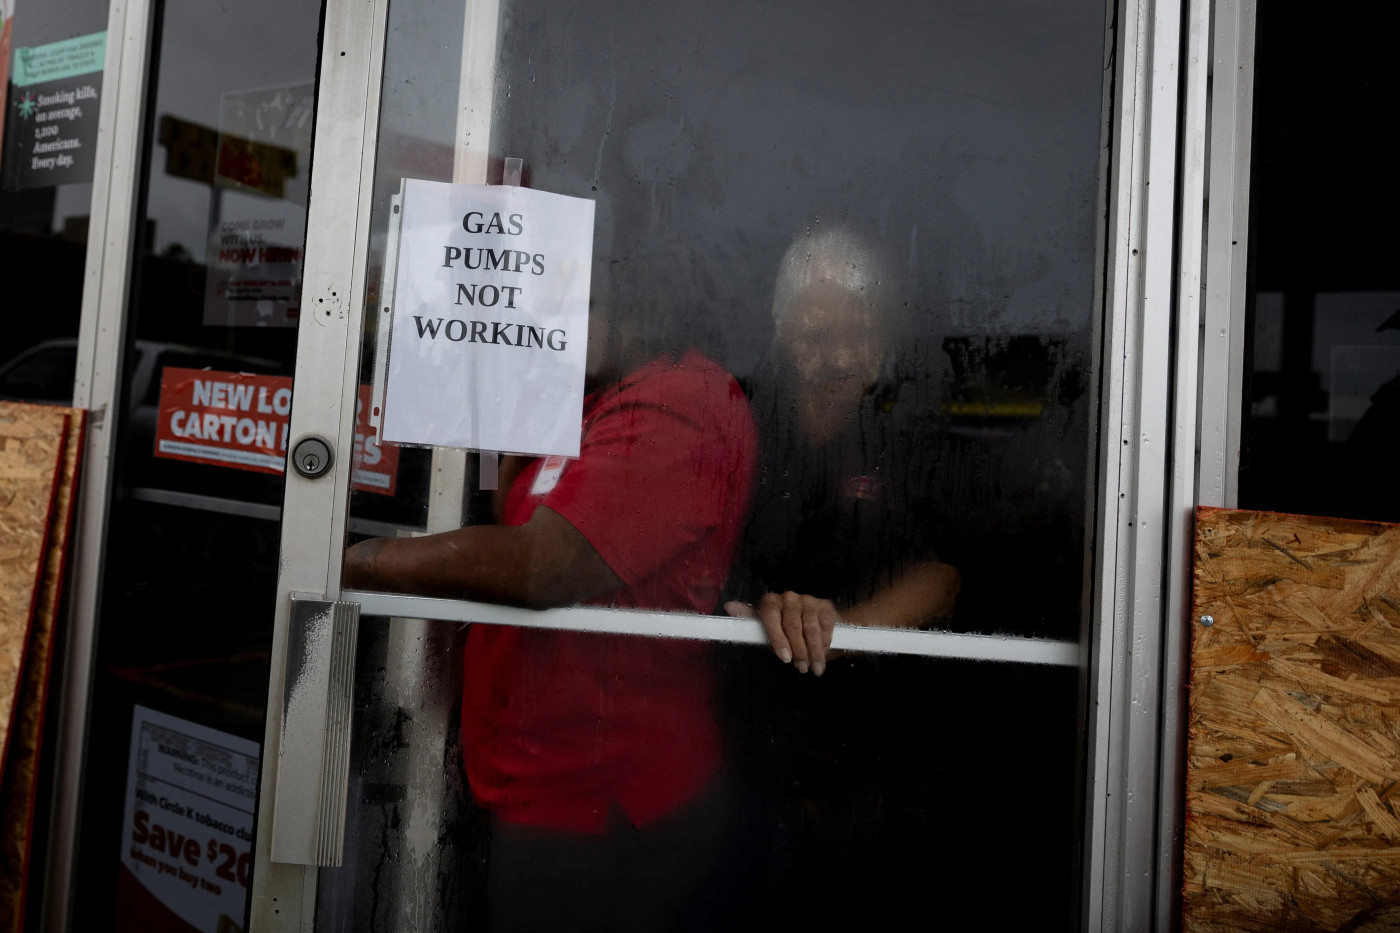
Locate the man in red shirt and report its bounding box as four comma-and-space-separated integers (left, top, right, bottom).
344, 306, 756, 930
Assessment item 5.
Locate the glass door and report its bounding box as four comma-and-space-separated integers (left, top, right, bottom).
250, 0, 1133, 928
36, 2, 322, 931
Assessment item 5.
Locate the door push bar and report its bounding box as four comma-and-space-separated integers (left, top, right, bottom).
268, 589, 1079, 865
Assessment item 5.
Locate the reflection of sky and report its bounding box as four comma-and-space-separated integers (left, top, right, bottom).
1251, 290, 1400, 436
368, 0, 1107, 368
38, 0, 1108, 365
1314, 292, 1400, 442
117, 0, 319, 262
1312, 292, 1400, 374
1330, 343, 1400, 442
483, 0, 1106, 376
6, 0, 105, 51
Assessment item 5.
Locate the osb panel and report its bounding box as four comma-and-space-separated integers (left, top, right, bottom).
0, 407, 84, 931
1185, 507, 1400, 932
0, 403, 68, 770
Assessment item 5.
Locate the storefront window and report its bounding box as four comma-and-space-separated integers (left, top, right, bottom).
1239, 6, 1400, 524
325, 0, 1109, 928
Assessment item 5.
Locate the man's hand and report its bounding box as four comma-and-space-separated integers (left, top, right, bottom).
726, 592, 839, 677
340, 507, 622, 608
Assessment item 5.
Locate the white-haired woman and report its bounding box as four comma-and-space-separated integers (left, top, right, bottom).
726, 228, 959, 673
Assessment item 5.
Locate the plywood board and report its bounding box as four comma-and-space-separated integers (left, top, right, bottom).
1185, 507, 1400, 932
0, 406, 85, 931
0, 403, 68, 771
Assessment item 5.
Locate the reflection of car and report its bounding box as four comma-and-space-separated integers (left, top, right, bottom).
0, 338, 281, 412
0, 338, 286, 503
0, 339, 81, 404
2, 338, 423, 524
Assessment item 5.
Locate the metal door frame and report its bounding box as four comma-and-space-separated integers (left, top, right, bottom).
24, 0, 1261, 927
1082, 0, 1257, 927
246, 0, 1223, 928
40, 1, 157, 927
243, 0, 1202, 928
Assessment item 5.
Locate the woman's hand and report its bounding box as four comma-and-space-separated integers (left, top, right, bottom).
722, 560, 960, 676
726, 591, 839, 676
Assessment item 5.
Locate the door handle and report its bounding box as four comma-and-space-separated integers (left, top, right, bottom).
270, 595, 360, 865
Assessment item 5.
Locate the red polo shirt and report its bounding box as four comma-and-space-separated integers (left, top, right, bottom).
461, 350, 757, 833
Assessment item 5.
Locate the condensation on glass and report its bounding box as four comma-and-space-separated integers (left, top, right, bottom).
329, 0, 1109, 929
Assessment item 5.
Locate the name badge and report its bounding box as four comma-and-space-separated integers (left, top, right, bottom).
531, 455, 570, 496
843, 474, 887, 503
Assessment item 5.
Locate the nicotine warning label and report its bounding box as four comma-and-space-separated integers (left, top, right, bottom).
381, 179, 594, 458
3, 31, 104, 190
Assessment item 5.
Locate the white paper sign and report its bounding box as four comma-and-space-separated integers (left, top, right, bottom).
382, 179, 594, 457
118, 706, 259, 932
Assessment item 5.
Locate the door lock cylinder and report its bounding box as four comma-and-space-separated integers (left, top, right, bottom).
291, 435, 334, 478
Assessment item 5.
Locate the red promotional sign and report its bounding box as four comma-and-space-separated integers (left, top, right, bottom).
350, 385, 398, 495
154, 367, 398, 495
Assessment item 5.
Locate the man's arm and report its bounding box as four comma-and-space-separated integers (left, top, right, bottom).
343, 505, 623, 610
491, 454, 533, 522
724, 559, 960, 676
